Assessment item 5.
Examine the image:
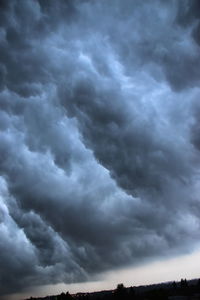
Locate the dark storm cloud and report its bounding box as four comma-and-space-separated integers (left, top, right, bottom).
0, 0, 200, 297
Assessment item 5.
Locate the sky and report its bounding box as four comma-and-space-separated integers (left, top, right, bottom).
0, 0, 200, 299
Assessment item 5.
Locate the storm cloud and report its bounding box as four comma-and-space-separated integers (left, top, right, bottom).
0, 0, 200, 297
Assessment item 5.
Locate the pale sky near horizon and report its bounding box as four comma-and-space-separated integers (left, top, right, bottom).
6, 247, 200, 300
1, 0, 200, 299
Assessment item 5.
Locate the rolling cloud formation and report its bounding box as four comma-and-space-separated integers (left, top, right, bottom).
0, 0, 200, 296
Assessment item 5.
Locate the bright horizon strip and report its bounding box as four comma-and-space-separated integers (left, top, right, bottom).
6, 248, 200, 300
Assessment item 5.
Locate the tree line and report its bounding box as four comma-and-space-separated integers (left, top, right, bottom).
27, 278, 200, 300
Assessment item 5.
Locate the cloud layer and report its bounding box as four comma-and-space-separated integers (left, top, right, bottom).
1, 0, 200, 296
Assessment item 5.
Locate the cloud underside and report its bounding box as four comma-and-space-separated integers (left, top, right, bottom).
0, 0, 200, 296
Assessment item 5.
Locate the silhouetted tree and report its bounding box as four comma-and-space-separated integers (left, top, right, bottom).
180, 278, 188, 288
114, 283, 127, 300
172, 281, 177, 290
58, 291, 73, 299
66, 291, 73, 299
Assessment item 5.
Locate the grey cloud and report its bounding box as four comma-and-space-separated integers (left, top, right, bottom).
1, 0, 200, 298
0, 179, 38, 295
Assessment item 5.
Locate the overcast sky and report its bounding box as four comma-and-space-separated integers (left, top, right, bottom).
1, 0, 200, 299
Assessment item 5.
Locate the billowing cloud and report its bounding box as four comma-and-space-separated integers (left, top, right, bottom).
0, 0, 200, 297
